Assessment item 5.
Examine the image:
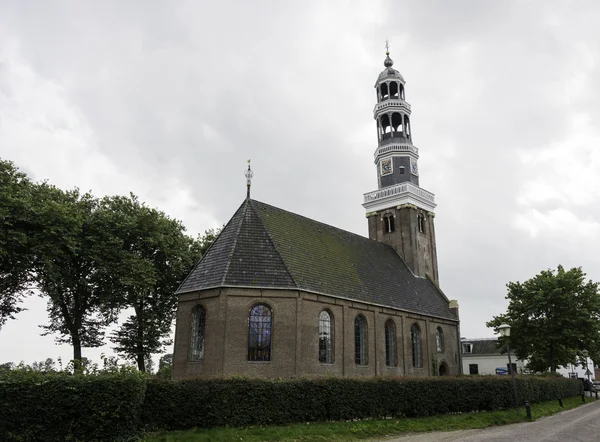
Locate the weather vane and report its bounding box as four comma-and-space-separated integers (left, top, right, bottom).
245, 159, 254, 199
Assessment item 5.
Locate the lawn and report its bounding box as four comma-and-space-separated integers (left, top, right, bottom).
144, 394, 595, 442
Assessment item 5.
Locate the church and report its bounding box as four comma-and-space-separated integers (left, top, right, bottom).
172, 47, 461, 378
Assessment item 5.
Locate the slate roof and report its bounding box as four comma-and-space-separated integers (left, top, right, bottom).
462, 339, 502, 355
177, 199, 457, 321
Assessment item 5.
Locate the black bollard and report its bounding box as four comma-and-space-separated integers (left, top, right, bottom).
558, 397, 564, 408
525, 401, 532, 420
582, 393, 585, 403
596, 390, 598, 399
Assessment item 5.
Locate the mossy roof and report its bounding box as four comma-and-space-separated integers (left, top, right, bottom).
177, 199, 457, 321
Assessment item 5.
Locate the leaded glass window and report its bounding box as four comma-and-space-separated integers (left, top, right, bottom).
385, 319, 397, 367
190, 306, 206, 361
354, 315, 368, 365
248, 304, 272, 361
436, 327, 444, 353
318, 310, 334, 363
411, 324, 422, 368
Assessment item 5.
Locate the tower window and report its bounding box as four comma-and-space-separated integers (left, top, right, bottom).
384, 214, 395, 233
418, 213, 426, 233
399, 166, 405, 175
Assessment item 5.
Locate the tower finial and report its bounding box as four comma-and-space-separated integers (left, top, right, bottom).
385, 38, 390, 55
245, 159, 254, 199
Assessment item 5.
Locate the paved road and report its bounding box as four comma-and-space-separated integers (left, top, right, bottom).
383, 400, 600, 442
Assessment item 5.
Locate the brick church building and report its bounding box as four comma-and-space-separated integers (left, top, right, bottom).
172, 47, 461, 378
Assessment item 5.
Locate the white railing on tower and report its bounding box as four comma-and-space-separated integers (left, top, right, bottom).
375, 143, 419, 158
363, 181, 435, 204
373, 98, 411, 116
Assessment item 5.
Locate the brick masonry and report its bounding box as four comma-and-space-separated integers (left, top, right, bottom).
173, 287, 460, 378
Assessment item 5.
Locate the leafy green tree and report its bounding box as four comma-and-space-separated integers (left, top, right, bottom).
0, 159, 36, 328
487, 265, 600, 373
104, 195, 204, 371
32, 184, 120, 372
157, 353, 173, 379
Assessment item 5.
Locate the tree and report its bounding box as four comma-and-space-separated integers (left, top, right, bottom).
32, 184, 120, 372
104, 195, 204, 371
487, 265, 600, 373
0, 159, 36, 328
157, 353, 173, 379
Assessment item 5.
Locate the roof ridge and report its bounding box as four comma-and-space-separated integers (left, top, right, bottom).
251, 199, 382, 246
248, 200, 299, 288
221, 199, 248, 286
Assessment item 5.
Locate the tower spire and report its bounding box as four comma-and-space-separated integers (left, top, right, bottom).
245, 159, 254, 199
363, 44, 439, 284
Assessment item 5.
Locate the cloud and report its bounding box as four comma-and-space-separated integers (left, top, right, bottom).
2, 0, 600, 365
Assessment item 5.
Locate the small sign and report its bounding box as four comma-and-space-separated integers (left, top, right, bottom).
569, 372, 577, 379
496, 368, 508, 375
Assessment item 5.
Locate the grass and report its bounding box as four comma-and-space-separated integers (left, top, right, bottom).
144, 395, 596, 442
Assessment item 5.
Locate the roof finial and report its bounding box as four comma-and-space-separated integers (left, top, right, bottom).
245, 159, 254, 199
383, 38, 394, 68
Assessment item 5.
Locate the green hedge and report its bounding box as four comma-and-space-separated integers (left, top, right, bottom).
141, 376, 582, 431
0, 371, 146, 442
0, 373, 582, 439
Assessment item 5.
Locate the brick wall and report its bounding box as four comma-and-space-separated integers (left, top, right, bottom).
173, 288, 460, 379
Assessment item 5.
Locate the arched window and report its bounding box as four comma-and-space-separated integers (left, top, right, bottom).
354, 315, 368, 365
411, 324, 422, 368
384, 319, 397, 367
248, 304, 272, 361
384, 214, 395, 233
318, 310, 334, 363
418, 213, 426, 234
436, 327, 444, 353
190, 306, 206, 361
380, 82, 389, 100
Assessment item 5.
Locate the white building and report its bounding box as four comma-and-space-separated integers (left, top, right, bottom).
461, 338, 525, 375
461, 338, 595, 380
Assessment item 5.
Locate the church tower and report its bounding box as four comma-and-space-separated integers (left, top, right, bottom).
363, 45, 439, 285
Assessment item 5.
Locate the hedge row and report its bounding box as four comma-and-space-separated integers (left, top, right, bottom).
0, 373, 582, 440
0, 371, 146, 442
140, 376, 582, 431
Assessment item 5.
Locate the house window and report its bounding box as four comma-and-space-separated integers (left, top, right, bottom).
435, 327, 444, 353
411, 324, 422, 368
418, 213, 426, 233
463, 343, 473, 354
384, 319, 397, 367
190, 306, 206, 361
469, 364, 479, 375
354, 315, 368, 365
248, 304, 272, 361
384, 214, 395, 233
318, 310, 334, 364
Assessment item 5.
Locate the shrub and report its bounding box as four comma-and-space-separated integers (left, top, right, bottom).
141, 375, 582, 431
0, 370, 146, 441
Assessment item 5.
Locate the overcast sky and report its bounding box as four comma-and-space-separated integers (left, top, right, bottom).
1, 0, 599, 367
